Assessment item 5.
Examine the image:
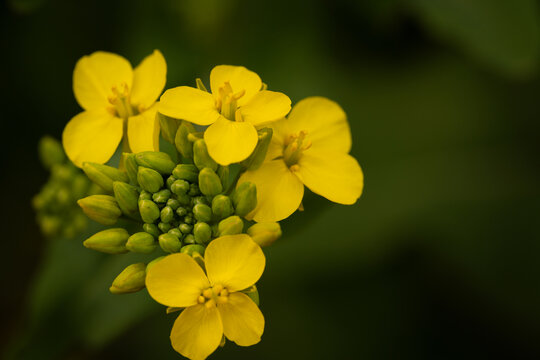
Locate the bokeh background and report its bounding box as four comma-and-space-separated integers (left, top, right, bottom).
2, 0, 540, 358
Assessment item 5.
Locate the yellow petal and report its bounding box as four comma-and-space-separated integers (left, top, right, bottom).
204, 118, 258, 165
130, 49, 167, 111
159, 86, 220, 125
127, 104, 160, 153
205, 234, 265, 292
170, 304, 223, 360
73, 51, 133, 110
297, 149, 364, 204
286, 96, 352, 153
210, 65, 262, 106
239, 90, 291, 126
238, 160, 304, 222
146, 253, 210, 308
62, 110, 123, 167
219, 292, 264, 346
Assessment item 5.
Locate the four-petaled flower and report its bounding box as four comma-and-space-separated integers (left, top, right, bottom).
63, 50, 166, 167
158, 65, 291, 165
238, 96, 364, 222
146, 234, 266, 360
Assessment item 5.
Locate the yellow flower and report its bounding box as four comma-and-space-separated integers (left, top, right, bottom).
146, 234, 265, 360
158, 65, 291, 165
63, 50, 167, 167
239, 97, 364, 222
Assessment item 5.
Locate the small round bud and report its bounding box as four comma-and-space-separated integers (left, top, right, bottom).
181, 244, 206, 257
168, 228, 183, 239
172, 164, 198, 182
193, 204, 212, 222
179, 223, 193, 234
233, 182, 257, 217
160, 206, 174, 223
189, 183, 200, 196
135, 151, 175, 175
126, 232, 156, 253
193, 139, 218, 171
183, 234, 196, 244
158, 222, 172, 233
139, 199, 160, 223
153, 189, 171, 203
166, 175, 176, 189
194, 222, 212, 244
137, 167, 164, 193
143, 223, 160, 238
212, 195, 234, 220
139, 190, 152, 201
176, 206, 188, 217
109, 263, 146, 294
171, 179, 190, 195
184, 215, 194, 224
218, 215, 244, 236
167, 198, 181, 210
198, 168, 223, 196
159, 233, 182, 253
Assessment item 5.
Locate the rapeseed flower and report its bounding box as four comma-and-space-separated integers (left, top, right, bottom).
158, 65, 291, 165
63, 50, 166, 167
146, 234, 265, 360
239, 96, 364, 222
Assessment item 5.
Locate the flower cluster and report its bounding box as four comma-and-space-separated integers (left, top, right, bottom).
42, 50, 364, 360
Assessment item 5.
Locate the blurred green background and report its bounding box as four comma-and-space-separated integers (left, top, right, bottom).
2, 0, 540, 358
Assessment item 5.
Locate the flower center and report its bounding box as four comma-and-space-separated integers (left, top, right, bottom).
108, 82, 137, 119
215, 81, 246, 121
197, 284, 229, 308
283, 130, 311, 168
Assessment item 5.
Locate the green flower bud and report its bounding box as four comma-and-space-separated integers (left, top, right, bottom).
193, 139, 218, 171
179, 223, 193, 234
82, 162, 128, 192
158, 112, 180, 144
194, 222, 212, 244
211, 195, 234, 220
193, 204, 212, 222
189, 183, 200, 196
181, 244, 205, 256
172, 164, 198, 182
198, 168, 223, 196
143, 223, 160, 238
192, 196, 208, 206
218, 215, 244, 236
247, 222, 282, 247
166, 175, 176, 189
126, 232, 156, 253
217, 166, 230, 191
139, 190, 152, 201
167, 198, 180, 210
137, 167, 164, 193
232, 182, 257, 217
183, 234, 195, 244
159, 233, 182, 253
158, 222, 172, 233
38, 136, 65, 169
176, 206, 188, 217
147, 256, 165, 272
83, 228, 129, 254
175, 121, 196, 159
78, 195, 122, 225
184, 215, 194, 224
109, 263, 146, 294
171, 179, 190, 195
135, 151, 176, 175
168, 228, 183, 239
241, 128, 273, 170
161, 206, 174, 223
177, 193, 191, 205
139, 199, 160, 223
113, 181, 140, 218
153, 189, 171, 203
124, 153, 139, 184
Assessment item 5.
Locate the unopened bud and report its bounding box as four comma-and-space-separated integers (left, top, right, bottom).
146, 256, 165, 272
82, 162, 128, 192
143, 223, 160, 238
247, 222, 282, 247
161, 206, 174, 223
217, 166, 230, 190
218, 215, 244, 236
171, 179, 190, 195
158, 112, 180, 144
139, 199, 160, 223
212, 195, 234, 220
139, 190, 152, 201
241, 128, 273, 170
176, 206, 188, 217
179, 223, 193, 234
181, 244, 205, 256
109, 263, 146, 294
153, 189, 171, 203
194, 222, 212, 244
159, 233, 182, 253
183, 215, 194, 224
232, 182, 257, 217
123, 153, 139, 184
113, 181, 140, 219
175, 121, 196, 159
83, 228, 129, 254
172, 164, 198, 182
188, 183, 200, 196
168, 228, 183, 239
137, 167, 164, 193
38, 136, 65, 169
78, 195, 122, 225
193, 139, 218, 171
158, 222, 172, 233
193, 204, 212, 222
198, 168, 223, 196
183, 234, 196, 244
126, 232, 156, 253
135, 151, 175, 175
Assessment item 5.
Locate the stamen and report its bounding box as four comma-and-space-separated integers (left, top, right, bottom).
205, 298, 216, 308
203, 288, 213, 299
283, 130, 310, 167
197, 295, 205, 304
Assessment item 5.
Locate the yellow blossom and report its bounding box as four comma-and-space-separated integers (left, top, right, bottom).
146, 234, 265, 360
239, 97, 364, 222
63, 50, 167, 167
158, 65, 291, 165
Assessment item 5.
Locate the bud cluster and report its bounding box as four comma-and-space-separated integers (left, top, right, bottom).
32, 137, 98, 238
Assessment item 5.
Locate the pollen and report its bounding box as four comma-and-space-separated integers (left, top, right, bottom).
283, 130, 310, 167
